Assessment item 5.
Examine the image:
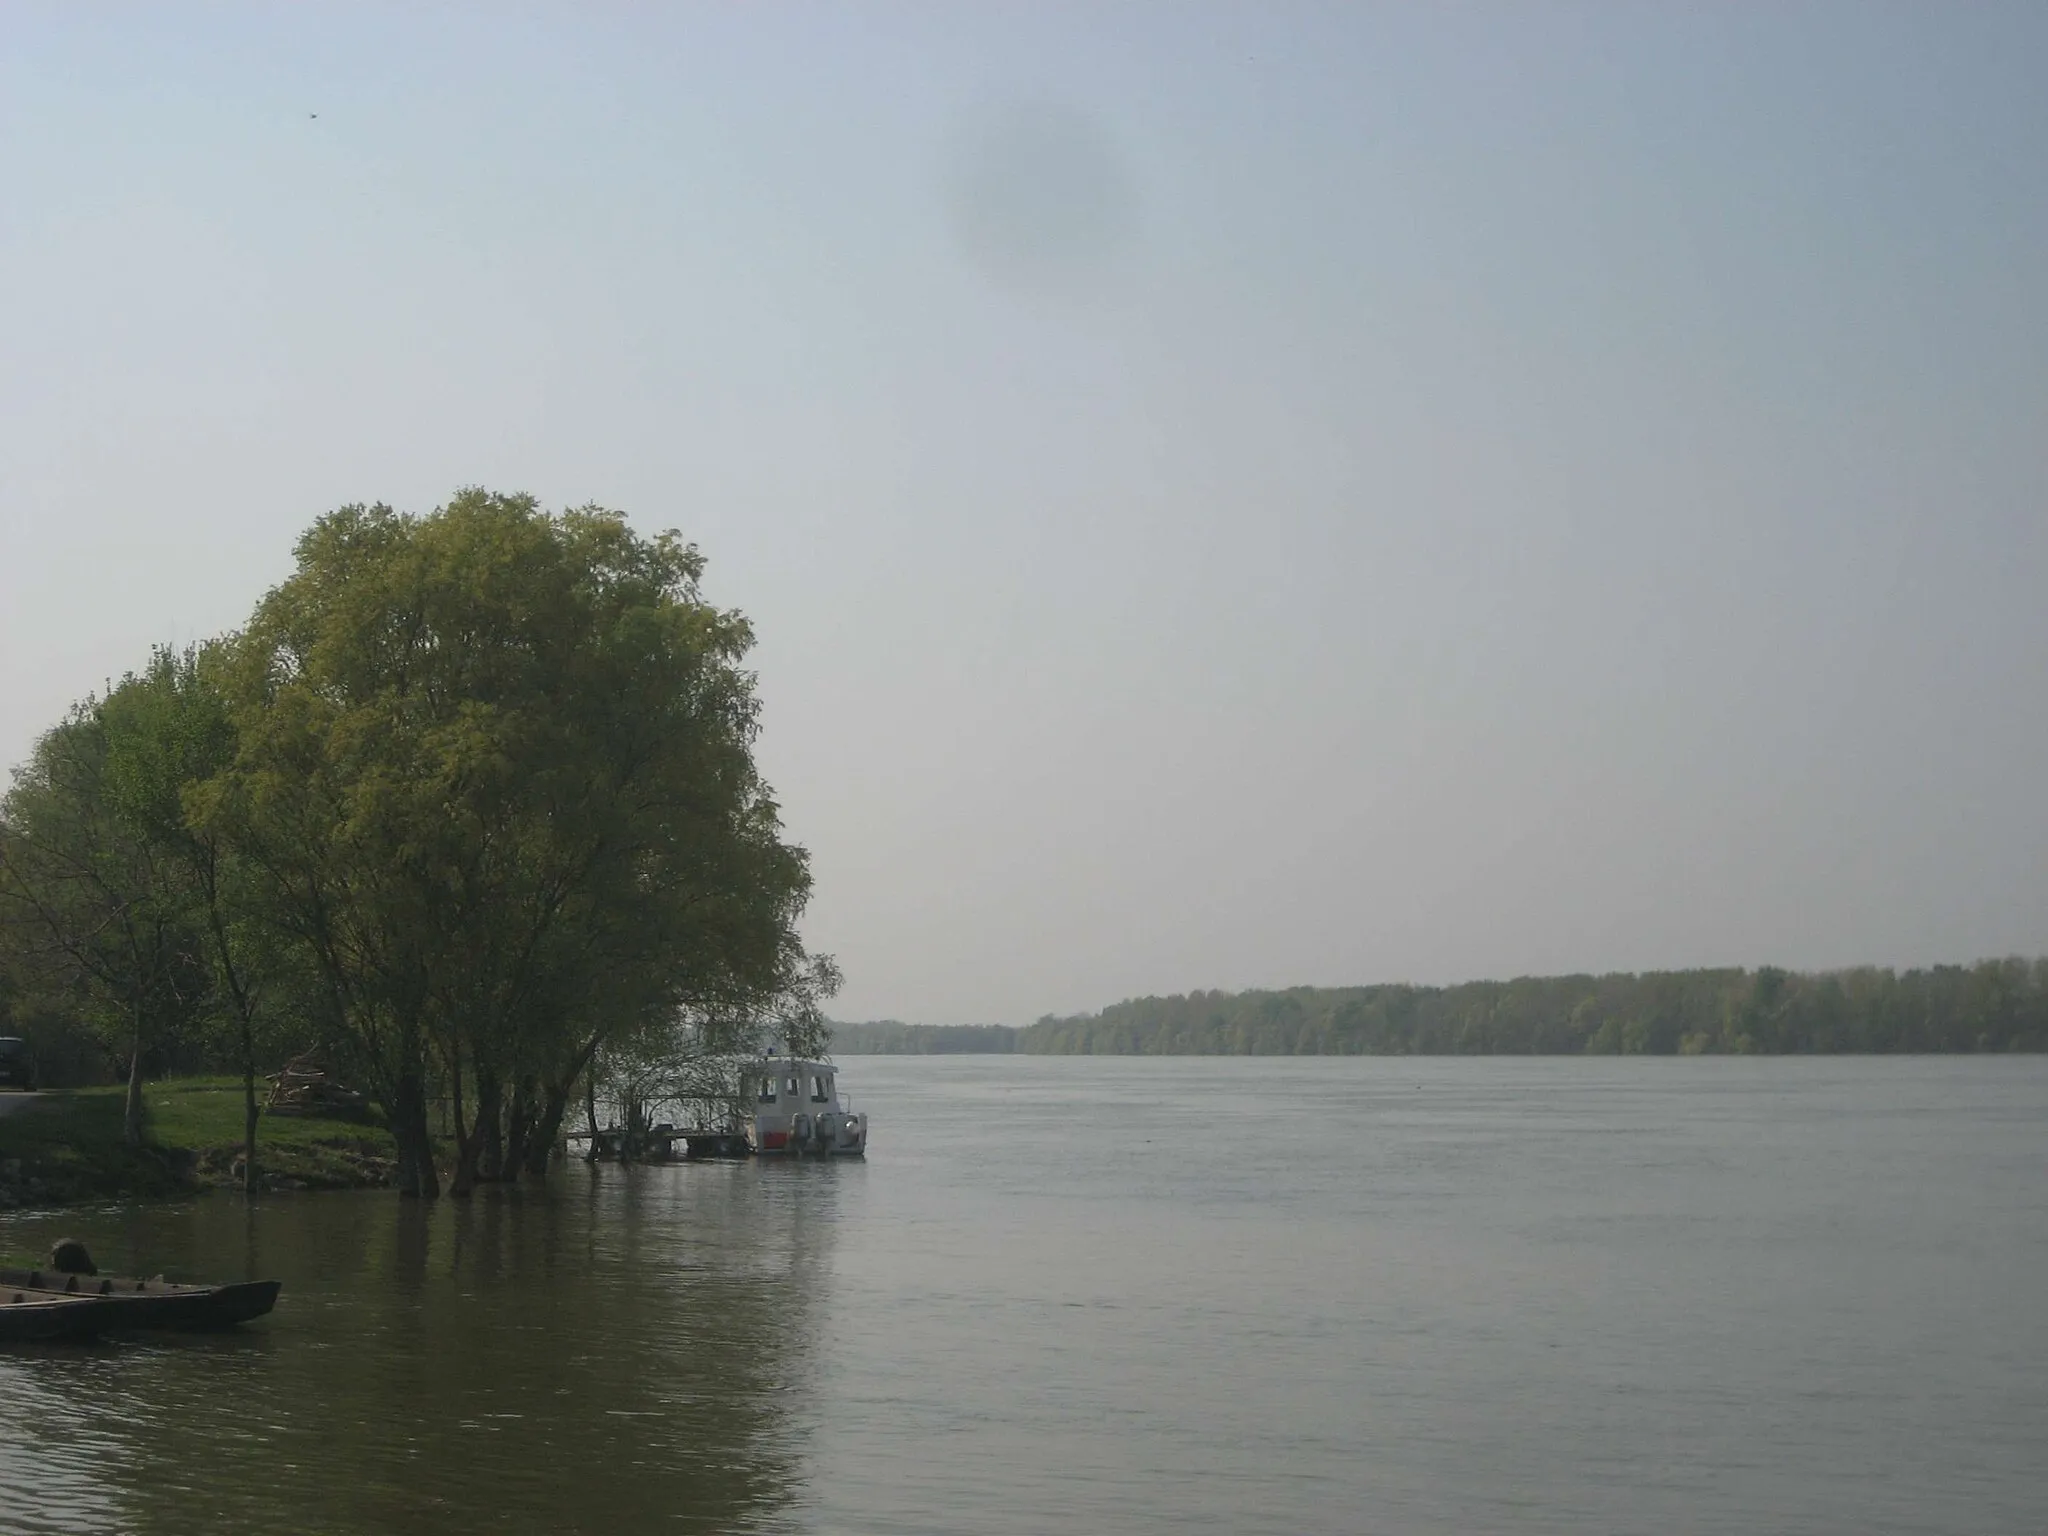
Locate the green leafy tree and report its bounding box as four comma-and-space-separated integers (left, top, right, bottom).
0, 702, 207, 1142
194, 490, 826, 1197
94, 645, 307, 1190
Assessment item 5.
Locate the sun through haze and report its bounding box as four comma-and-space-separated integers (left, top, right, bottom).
3, 4, 2045, 1024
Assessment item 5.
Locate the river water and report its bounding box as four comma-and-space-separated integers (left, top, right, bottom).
0, 1056, 2043, 1535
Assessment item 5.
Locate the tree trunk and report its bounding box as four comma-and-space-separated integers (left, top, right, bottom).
449, 1130, 482, 1197
448, 1051, 481, 1198
123, 1003, 146, 1147
523, 1081, 569, 1180
621, 1094, 643, 1164
392, 1072, 440, 1199
241, 1024, 260, 1196
476, 1069, 505, 1181
449, 1048, 469, 1148
203, 882, 262, 1195
501, 1075, 535, 1178
583, 1072, 599, 1163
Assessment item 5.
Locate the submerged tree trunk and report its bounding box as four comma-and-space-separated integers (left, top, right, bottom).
392, 1071, 440, 1199
448, 1051, 481, 1198
620, 1093, 644, 1164
453, 1054, 468, 1146
449, 1133, 482, 1196
475, 1068, 504, 1181
501, 1075, 535, 1178
523, 1081, 569, 1180
123, 1002, 146, 1147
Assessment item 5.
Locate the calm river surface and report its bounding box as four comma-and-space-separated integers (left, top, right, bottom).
1, 1057, 2044, 1535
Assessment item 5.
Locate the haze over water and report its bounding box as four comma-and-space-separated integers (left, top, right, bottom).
2, 1056, 2042, 1535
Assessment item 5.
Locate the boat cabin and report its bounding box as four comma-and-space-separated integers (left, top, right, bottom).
744, 1057, 867, 1156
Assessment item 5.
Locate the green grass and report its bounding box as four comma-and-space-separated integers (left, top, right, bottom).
0, 1077, 402, 1207
0, 1086, 187, 1204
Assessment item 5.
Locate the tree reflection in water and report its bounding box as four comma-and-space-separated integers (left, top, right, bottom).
0, 1163, 840, 1535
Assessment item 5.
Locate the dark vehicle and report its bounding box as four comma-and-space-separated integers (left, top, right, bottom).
0, 1038, 35, 1092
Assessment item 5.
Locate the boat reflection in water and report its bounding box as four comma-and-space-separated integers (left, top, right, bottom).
0, 1160, 844, 1536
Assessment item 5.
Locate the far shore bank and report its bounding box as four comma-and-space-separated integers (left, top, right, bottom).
834, 964, 2048, 1056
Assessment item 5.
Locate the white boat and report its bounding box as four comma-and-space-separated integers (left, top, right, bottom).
743, 1057, 868, 1156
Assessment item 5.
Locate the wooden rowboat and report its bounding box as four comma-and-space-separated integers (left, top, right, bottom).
0, 1267, 282, 1331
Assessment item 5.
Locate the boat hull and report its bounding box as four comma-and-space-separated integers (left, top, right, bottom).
0, 1292, 123, 1343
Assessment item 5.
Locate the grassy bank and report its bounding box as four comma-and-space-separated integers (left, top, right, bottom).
0, 1078, 398, 1208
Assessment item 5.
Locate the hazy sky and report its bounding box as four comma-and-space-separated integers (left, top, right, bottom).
4, 4, 2045, 1023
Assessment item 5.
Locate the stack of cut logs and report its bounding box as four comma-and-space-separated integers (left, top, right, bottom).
264, 1052, 366, 1115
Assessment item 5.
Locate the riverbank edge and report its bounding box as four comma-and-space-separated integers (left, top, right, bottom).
0, 1079, 398, 1209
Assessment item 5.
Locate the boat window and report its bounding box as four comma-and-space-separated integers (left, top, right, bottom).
810, 1075, 831, 1103
784, 1075, 800, 1099
757, 1076, 777, 1103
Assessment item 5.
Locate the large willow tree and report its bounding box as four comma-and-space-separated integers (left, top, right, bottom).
194, 490, 820, 1196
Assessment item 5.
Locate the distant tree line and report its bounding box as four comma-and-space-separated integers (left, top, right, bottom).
830, 1021, 1018, 1054
829, 965, 2048, 1056
0, 491, 833, 1196
1015, 965, 2048, 1055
